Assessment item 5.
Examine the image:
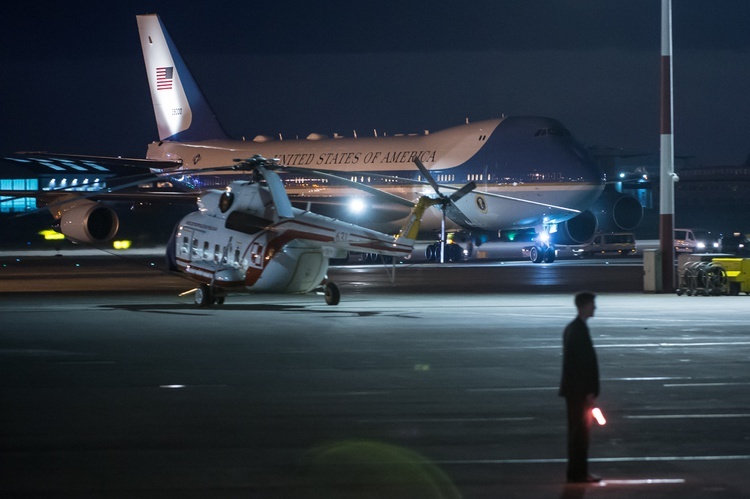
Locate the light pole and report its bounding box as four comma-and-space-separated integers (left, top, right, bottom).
660, 0, 677, 292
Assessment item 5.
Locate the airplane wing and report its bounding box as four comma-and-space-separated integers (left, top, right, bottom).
1, 152, 200, 212
3, 152, 182, 175
287, 195, 413, 225
277, 166, 417, 225
299, 168, 581, 215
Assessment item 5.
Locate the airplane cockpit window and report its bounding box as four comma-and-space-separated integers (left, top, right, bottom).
534, 128, 571, 137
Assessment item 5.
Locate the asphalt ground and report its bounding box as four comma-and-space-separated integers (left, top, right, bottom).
1, 254, 749, 498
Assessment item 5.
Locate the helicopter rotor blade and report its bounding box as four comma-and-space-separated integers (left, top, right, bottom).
449, 180, 476, 203
414, 158, 443, 195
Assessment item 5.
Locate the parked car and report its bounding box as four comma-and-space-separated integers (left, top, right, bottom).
571, 232, 637, 257
720, 232, 750, 256
674, 228, 722, 253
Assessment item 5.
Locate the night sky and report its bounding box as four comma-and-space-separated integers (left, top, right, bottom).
2, 1, 749, 167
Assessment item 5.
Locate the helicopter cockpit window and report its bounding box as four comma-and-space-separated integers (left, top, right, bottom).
225, 211, 272, 235
219, 191, 235, 213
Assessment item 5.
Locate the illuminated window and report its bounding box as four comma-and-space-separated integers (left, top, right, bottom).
0, 178, 38, 213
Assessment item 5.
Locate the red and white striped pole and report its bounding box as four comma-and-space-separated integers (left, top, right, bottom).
659, 0, 676, 292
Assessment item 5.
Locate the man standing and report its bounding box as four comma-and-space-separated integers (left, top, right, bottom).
559, 291, 601, 483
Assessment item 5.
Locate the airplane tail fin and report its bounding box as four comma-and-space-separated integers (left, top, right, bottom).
137, 14, 229, 142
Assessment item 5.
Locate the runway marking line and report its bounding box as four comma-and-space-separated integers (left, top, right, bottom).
438, 454, 750, 465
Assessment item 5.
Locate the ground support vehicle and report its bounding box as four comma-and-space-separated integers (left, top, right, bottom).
571, 232, 636, 257
712, 258, 750, 295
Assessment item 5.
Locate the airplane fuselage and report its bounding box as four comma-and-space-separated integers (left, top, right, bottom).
147, 116, 604, 234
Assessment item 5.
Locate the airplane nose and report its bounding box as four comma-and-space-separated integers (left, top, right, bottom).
485, 116, 604, 185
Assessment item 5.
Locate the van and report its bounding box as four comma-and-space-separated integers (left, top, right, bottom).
572, 232, 637, 257
674, 228, 722, 253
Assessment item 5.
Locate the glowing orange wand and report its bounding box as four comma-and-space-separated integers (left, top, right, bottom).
592, 407, 606, 425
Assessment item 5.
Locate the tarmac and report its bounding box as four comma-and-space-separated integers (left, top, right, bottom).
1, 251, 749, 498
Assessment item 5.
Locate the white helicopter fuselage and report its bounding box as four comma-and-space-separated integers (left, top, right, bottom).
168, 179, 423, 295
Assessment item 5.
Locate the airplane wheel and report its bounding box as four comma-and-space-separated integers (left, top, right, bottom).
543, 247, 556, 263
195, 284, 210, 307
324, 282, 340, 306
447, 244, 462, 262
425, 244, 436, 261
529, 246, 544, 264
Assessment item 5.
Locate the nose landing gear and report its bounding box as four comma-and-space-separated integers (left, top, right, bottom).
529, 244, 556, 263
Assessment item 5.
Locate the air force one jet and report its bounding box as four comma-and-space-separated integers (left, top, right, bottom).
5, 13, 642, 263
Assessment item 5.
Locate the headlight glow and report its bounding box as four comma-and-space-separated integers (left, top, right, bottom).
349, 198, 366, 214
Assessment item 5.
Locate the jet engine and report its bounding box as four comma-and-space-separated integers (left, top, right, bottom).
58, 200, 120, 243
554, 190, 643, 245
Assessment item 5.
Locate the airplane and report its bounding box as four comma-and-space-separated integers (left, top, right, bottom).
165, 156, 451, 305
2, 13, 642, 263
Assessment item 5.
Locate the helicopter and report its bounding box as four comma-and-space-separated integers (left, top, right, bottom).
166, 156, 474, 306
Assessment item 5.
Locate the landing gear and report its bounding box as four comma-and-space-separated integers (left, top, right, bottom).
194, 284, 226, 307
324, 282, 340, 306
195, 284, 210, 307
529, 245, 556, 263
529, 246, 543, 263
543, 247, 556, 263
425, 242, 462, 262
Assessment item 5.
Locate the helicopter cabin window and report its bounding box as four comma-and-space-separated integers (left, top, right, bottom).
234, 249, 241, 268
181, 236, 189, 255
202, 241, 210, 259
192, 238, 200, 258
214, 244, 220, 263
225, 211, 272, 235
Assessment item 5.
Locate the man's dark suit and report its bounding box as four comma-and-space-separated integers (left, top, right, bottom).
559, 316, 600, 482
